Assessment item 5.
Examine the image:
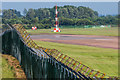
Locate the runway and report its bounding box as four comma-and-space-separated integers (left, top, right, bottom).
31, 34, 118, 49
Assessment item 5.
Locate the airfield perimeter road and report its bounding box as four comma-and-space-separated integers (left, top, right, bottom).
31, 34, 118, 49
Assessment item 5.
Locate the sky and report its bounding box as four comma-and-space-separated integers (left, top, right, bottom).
2, 2, 118, 16
1, 0, 119, 2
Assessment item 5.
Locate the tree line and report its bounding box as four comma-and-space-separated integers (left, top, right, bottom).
2, 5, 118, 29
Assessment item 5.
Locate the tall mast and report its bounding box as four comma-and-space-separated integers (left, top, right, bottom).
55, 5, 58, 29
54, 5, 61, 32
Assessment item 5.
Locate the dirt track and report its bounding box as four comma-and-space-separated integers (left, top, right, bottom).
30, 34, 118, 49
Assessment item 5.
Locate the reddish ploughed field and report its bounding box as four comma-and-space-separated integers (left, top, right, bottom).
31, 34, 118, 49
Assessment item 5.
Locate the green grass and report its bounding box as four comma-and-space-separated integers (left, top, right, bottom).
27, 27, 118, 36
1, 56, 15, 78
34, 40, 118, 77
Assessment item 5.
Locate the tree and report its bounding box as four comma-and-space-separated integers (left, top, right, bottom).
59, 17, 74, 25
76, 19, 94, 25
23, 8, 27, 16
44, 24, 51, 29
22, 19, 30, 24
2, 5, 118, 28
26, 8, 35, 20
2, 9, 21, 19
32, 17, 39, 23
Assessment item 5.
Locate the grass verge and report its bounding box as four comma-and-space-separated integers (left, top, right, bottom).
1, 55, 15, 78
1, 54, 26, 79
27, 27, 118, 36
34, 40, 118, 77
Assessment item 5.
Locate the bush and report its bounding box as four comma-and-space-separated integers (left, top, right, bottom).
44, 24, 51, 29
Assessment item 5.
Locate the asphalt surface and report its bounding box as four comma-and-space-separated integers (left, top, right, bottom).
31, 34, 118, 49
30, 34, 110, 40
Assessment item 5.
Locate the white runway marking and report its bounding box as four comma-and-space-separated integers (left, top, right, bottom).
95, 39, 113, 40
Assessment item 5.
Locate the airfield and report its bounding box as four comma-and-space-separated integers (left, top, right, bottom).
31, 34, 118, 49
28, 27, 118, 76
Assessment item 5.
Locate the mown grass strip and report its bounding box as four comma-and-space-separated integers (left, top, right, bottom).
34, 40, 118, 77
27, 27, 118, 36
